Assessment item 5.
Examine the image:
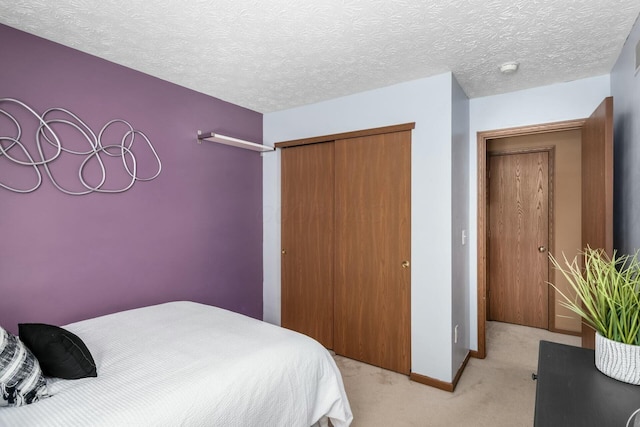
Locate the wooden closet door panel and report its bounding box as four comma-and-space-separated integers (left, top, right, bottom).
334, 131, 411, 374
281, 143, 335, 348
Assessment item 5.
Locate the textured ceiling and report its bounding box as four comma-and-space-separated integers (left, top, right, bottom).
1, 1, 639, 113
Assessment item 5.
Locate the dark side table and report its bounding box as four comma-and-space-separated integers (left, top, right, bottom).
534, 340, 640, 426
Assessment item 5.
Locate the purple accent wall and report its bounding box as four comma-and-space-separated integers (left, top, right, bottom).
0, 24, 264, 334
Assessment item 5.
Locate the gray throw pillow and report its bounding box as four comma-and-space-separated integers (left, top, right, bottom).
0, 326, 48, 407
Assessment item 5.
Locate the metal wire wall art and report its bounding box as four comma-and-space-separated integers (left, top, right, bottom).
0, 98, 162, 195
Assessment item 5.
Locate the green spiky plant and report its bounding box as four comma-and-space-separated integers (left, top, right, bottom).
549, 247, 640, 346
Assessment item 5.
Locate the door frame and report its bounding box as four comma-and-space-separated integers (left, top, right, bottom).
474, 119, 585, 359
486, 147, 555, 330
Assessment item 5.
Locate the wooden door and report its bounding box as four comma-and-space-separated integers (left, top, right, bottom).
581, 97, 614, 349
488, 150, 550, 329
281, 142, 335, 348
333, 131, 411, 374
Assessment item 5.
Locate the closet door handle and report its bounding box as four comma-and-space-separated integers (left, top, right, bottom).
538, 246, 546, 253
401, 261, 410, 268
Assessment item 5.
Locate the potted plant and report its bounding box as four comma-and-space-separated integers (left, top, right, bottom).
550, 246, 640, 385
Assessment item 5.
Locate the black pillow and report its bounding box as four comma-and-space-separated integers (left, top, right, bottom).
18, 323, 97, 379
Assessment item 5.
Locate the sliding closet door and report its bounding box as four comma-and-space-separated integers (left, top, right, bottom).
333, 131, 411, 374
281, 142, 335, 348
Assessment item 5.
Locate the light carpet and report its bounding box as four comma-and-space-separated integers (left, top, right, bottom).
334, 321, 581, 426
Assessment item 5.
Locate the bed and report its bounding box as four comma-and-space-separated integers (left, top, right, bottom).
0, 301, 353, 426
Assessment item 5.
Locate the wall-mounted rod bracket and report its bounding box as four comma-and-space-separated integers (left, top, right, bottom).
197, 130, 274, 152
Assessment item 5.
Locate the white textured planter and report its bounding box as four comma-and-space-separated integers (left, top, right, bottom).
595, 332, 640, 385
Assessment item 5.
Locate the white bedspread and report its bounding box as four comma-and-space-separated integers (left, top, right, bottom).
0, 301, 353, 426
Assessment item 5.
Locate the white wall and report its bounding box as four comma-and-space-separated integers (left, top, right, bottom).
450, 75, 470, 377
263, 73, 457, 381
467, 75, 611, 350
611, 16, 640, 255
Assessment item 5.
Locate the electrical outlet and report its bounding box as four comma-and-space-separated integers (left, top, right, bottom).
454, 324, 459, 343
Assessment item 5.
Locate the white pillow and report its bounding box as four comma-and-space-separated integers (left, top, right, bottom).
0, 326, 48, 406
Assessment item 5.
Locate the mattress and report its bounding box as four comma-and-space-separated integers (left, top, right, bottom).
0, 301, 353, 426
